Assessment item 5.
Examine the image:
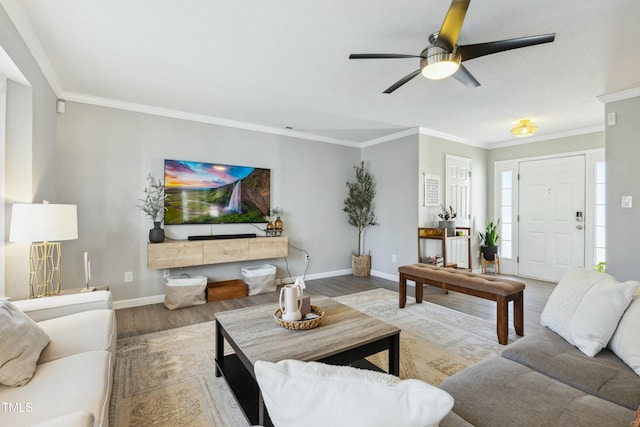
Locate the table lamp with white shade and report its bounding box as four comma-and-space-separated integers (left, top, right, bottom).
9, 201, 78, 298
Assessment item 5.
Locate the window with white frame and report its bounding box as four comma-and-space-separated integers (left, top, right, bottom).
500, 170, 513, 259
594, 161, 606, 265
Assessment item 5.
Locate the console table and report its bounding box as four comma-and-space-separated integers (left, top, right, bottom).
147, 236, 288, 269
418, 227, 471, 271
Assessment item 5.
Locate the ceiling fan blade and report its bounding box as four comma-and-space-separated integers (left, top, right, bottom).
458, 33, 556, 62
349, 54, 422, 59
452, 64, 480, 88
383, 69, 421, 94
435, 0, 471, 52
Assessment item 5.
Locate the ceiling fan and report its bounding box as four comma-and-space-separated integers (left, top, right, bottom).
349, 0, 555, 94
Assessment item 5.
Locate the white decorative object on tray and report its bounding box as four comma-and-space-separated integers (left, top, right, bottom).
279, 284, 303, 321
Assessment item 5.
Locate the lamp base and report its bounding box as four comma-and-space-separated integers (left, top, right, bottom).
29, 242, 62, 298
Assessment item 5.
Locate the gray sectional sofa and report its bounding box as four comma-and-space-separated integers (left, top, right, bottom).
438, 266, 640, 427
439, 327, 640, 426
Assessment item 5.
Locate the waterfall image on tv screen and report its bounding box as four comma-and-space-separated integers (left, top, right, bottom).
164, 159, 270, 225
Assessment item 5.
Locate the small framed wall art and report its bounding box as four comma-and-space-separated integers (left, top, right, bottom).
423, 173, 441, 207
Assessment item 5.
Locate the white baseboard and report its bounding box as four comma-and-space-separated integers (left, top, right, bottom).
113, 294, 165, 310
113, 268, 356, 309
370, 269, 398, 282
280, 268, 353, 285
112, 268, 418, 309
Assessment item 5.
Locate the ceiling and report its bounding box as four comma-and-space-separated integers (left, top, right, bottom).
2, 0, 640, 147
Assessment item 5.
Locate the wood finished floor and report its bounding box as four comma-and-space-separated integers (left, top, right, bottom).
115, 274, 555, 339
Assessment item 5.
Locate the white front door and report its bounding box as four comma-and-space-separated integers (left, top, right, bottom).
445, 155, 471, 268
518, 156, 585, 281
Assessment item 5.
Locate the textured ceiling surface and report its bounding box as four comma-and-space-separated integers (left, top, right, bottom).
3, 0, 639, 146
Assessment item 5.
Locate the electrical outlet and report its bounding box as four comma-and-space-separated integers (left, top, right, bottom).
392, 254, 397, 263
124, 272, 133, 283
304, 254, 310, 263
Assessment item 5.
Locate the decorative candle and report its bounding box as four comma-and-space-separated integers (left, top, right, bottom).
84, 252, 89, 285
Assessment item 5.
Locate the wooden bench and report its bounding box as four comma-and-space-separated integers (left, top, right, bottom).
398, 263, 525, 345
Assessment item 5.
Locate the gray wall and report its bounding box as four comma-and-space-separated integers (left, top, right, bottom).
418, 134, 488, 269
1, 4, 58, 299
604, 96, 640, 281
361, 135, 419, 277
56, 102, 360, 302
3, 0, 625, 299
0, 6, 57, 202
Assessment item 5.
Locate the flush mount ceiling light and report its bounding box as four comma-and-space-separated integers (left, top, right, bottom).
511, 119, 538, 138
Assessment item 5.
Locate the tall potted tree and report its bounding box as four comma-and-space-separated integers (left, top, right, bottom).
343, 161, 378, 276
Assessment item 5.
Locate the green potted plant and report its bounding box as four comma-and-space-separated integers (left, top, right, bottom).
343, 161, 378, 276
438, 204, 457, 236
479, 219, 500, 261
136, 173, 168, 243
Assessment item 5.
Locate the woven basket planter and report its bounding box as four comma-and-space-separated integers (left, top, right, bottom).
352, 253, 371, 277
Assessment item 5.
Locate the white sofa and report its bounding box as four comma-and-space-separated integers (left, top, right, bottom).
0, 291, 116, 427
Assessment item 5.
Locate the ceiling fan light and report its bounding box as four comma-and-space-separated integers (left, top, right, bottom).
511, 119, 538, 137
422, 61, 460, 79
420, 46, 461, 80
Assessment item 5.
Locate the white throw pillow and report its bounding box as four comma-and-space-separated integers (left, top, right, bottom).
609, 289, 640, 375
541, 267, 608, 343
0, 299, 50, 386
569, 276, 639, 357
254, 359, 454, 427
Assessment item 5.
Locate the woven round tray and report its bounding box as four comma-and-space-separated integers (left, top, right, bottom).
274, 305, 325, 330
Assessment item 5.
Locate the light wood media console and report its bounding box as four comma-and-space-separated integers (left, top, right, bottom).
147, 236, 288, 269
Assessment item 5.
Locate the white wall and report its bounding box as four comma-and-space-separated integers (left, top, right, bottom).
56, 102, 360, 301
603, 96, 640, 281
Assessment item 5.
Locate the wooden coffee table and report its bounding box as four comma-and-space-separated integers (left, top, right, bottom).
215, 295, 400, 426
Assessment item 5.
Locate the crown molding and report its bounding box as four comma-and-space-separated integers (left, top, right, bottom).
597, 87, 640, 104
418, 126, 486, 148
62, 92, 363, 148
61, 91, 492, 150
60, 91, 607, 151
487, 125, 604, 150
360, 127, 419, 147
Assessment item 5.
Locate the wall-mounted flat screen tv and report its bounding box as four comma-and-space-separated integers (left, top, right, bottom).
164, 159, 270, 225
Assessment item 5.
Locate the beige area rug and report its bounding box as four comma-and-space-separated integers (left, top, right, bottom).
110, 288, 517, 426
335, 288, 518, 384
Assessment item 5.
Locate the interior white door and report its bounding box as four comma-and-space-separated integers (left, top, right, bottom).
518, 156, 585, 281
445, 155, 471, 268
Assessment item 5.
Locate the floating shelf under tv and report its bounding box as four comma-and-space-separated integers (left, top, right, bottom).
147, 236, 288, 269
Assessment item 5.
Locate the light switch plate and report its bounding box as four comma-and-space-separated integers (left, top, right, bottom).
622, 195, 632, 208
